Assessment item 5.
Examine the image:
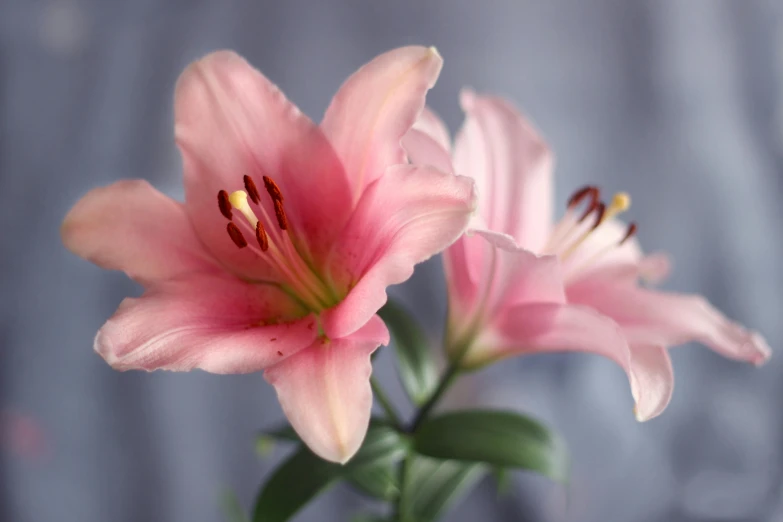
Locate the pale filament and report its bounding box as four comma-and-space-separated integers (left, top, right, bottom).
543, 186, 600, 253
563, 222, 637, 283
227, 188, 332, 309
544, 188, 636, 281
557, 192, 630, 261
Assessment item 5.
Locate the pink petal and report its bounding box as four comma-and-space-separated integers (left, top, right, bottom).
471, 303, 632, 374
567, 280, 771, 365
96, 273, 318, 373
447, 230, 565, 330
629, 344, 674, 422
485, 238, 565, 309
470, 302, 665, 418
443, 235, 484, 328
413, 106, 452, 152
453, 90, 554, 251
174, 51, 352, 277
402, 105, 453, 179
323, 165, 476, 339
264, 315, 389, 463
402, 128, 454, 174
639, 252, 671, 284
61, 180, 217, 285
559, 219, 644, 284
321, 46, 443, 200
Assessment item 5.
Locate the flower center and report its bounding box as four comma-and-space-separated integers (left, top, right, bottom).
542, 185, 637, 282
216, 175, 337, 313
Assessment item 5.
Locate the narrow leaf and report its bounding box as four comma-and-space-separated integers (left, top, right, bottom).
401, 456, 485, 521
253, 424, 409, 521
344, 424, 409, 469
343, 425, 407, 501
493, 467, 511, 497
346, 464, 399, 501
378, 300, 438, 406
252, 447, 341, 522
413, 410, 568, 483
257, 418, 393, 449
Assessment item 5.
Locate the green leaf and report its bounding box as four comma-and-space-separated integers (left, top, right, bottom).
344, 424, 409, 469
257, 418, 395, 449
346, 462, 399, 501
412, 410, 568, 483
492, 467, 511, 497
252, 447, 340, 522
401, 456, 485, 522
253, 424, 409, 521
378, 300, 438, 406
343, 424, 407, 501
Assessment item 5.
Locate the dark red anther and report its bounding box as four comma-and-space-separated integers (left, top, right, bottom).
619, 222, 637, 245
244, 175, 262, 205
578, 199, 599, 222
273, 199, 288, 231
263, 175, 284, 202
217, 190, 233, 220
567, 185, 599, 209
226, 222, 247, 248
256, 221, 269, 251
591, 202, 606, 230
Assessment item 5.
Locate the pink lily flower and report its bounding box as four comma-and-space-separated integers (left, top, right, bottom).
404, 91, 770, 421
61, 47, 476, 463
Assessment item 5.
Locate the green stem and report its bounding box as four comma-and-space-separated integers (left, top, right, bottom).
371, 377, 403, 430
409, 361, 461, 432
394, 333, 475, 519
409, 329, 476, 432
392, 452, 411, 521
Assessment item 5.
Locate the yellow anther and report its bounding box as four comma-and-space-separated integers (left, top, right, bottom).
229, 190, 258, 226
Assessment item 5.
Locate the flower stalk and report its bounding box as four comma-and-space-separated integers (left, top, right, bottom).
371, 377, 404, 430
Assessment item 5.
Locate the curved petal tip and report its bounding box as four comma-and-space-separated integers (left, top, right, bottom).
628, 345, 674, 422
748, 331, 772, 366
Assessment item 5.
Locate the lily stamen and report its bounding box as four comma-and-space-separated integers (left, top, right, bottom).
217, 190, 233, 220
619, 222, 637, 245
243, 174, 262, 205
217, 177, 334, 311
545, 186, 600, 252
567, 185, 599, 209
559, 192, 630, 260
256, 221, 269, 252
563, 221, 639, 282
226, 222, 247, 248
273, 199, 288, 231
263, 175, 284, 202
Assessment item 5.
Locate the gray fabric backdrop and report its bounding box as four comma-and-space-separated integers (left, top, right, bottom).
2, 1, 782, 521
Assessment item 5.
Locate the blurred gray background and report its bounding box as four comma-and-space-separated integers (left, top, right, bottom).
2, 0, 782, 521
